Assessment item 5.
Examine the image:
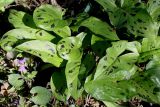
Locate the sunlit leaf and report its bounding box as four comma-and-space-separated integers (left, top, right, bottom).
16, 40, 63, 67
0, 28, 55, 51
94, 41, 140, 79
30, 86, 52, 105
33, 4, 66, 31
53, 26, 71, 38
57, 32, 86, 61
147, 0, 160, 22
95, 0, 117, 13
8, 9, 36, 28
0, 0, 14, 12
65, 60, 81, 99
127, 9, 159, 38
8, 74, 24, 89
139, 37, 160, 62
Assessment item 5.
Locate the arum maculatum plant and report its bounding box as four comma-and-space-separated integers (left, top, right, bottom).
1, 0, 160, 106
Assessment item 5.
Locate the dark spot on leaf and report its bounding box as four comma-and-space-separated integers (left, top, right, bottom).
153, 87, 160, 94
40, 9, 46, 12
61, 53, 65, 57
60, 45, 65, 50
69, 83, 73, 87
112, 66, 118, 69
2, 35, 8, 39
33, 93, 38, 96
36, 15, 41, 17
130, 13, 136, 16
123, 12, 126, 17
43, 21, 49, 24
116, 81, 120, 83
37, 17, 44, 20
39, 32, 42, 36
27, 49, 32, 52
137, 30, 144, 34
143, 27, 147, 30
51, 24, 55, 28
71, 43, 74, 48
3, 41, 10, 47
137, 19, 143, 23
110, 57, 114, 60
69, 70, 73, 73
65, 49, 71, 54
18, 78, 23, 80
103, 66, 107, 69
120, 92, 125, 95
134, 21, 137, 24
57, 30, 61, 33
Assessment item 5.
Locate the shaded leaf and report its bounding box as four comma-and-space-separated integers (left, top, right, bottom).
91, 34, 111, 57
50, 70, 68, 101
80, 17, 119, 40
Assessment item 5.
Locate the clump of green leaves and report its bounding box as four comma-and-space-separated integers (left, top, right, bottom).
1, 0, 160, 106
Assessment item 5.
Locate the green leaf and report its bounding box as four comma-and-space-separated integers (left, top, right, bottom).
0, 28, 55, 51
16, 40, 63, 67
78, 53, 96, 86
139, 37, 160, 62
8, 9, 36, 28
80, 17, 119, 40
50, 70, 68, 101
57, 32, 86, 61
94, 41, 140, 79
147, 0, 160, 22
127, 9, 159, 38
0, 0, 14, 12
33, 4, 66, 31
95, 0, 117, 13
119, 0, 141, 8
91, 34, 111, 57
85, 78, 136, 102
30, 86, 52, 105
108, 8, 127, 28
65, 60, 81, 99
53, 26, 71, 38
8, 74, 24, 89
85, 68, 160, 103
